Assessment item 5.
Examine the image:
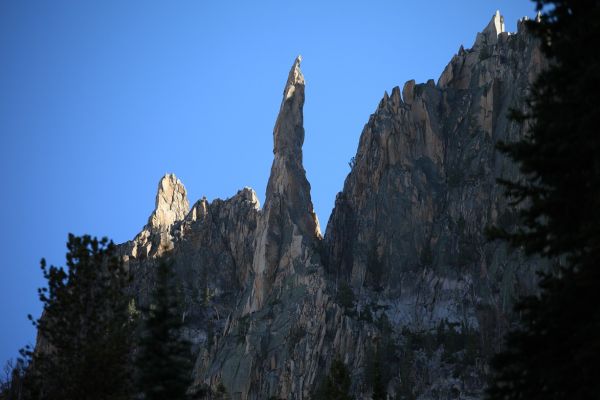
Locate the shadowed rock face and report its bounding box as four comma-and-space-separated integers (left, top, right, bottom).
246, 55, 321, 314
325, 12, 546, 331
119, 183, 261, 376
111, 12, 547, 400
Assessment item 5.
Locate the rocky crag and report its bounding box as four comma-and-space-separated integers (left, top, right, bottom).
118, 12, 545, 399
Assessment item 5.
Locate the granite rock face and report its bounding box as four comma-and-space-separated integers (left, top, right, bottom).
198, 56, 349, 400
114, 12, 546, 400
245, 55, 321, 314
128, 173, 190, 258
119, 184, 260, 364
325, 11, 545, 324
320, 12, 547, 398
150, 173, 189, 231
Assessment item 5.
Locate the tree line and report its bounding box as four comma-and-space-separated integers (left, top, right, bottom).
485, 0, 600, 398
0, 235, 197, 400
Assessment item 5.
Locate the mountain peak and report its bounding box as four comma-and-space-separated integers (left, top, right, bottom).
114, 14, 545, 399
474, 10, 506, 47
245, 56, 320, 313
283, 55, 304, 100
148, 173, 189, 231
274, 56, 306, 156
487, 10, 506, 37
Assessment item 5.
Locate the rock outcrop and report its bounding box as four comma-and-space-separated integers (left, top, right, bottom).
131, 173, 190, 257
245, 55, 321, 314
325, 10, 545, 325
112, 11, 546, 400
323, 13, 546, 397
119, 182, 260, 365
200, 56, 334, 399
149, 173, 189, 231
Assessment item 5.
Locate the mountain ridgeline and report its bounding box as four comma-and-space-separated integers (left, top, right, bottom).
117, 12, 545, 399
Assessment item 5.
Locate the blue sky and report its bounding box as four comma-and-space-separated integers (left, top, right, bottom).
0, 0, 536, 366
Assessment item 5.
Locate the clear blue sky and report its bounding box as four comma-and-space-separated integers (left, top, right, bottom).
0, 0, 536, 366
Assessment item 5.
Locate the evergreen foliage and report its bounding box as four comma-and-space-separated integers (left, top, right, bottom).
135, 260, 193, 400
487, 1, 600, 398
313, 358, 353, 400
0, 359, 27, 400
22, 234, 133, 400
336, 282, 356, 314
364, 327, 398, 398
371, 358, 386, 400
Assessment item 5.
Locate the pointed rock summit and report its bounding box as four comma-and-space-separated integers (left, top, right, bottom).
149, 173, 189, 231
474, 10, 506, 47
126, 174, 190, 259
245, 56, 321, 313
488, 10, 506, 36
266, 54, 319, 238
96, 13, 546, 399
274, 55, 306, 157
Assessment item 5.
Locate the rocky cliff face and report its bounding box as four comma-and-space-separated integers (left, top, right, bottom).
117, 12, 545, 400
245, 55, 321, 314
326, 10, 545, 331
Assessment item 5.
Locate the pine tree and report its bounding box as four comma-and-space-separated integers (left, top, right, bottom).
0, 359, 26, 400
364, 347, 390, 400
22, 234, 133, 400
487, 1, 600, 399
371, 359, 386, 400
136, 260, 193, 400
313, 358, 353, 400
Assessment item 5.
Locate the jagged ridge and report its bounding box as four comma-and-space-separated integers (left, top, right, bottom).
115, 11, 545, 400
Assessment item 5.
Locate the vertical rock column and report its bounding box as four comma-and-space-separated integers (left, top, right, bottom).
245, 56, 321, 313
130, 173, 190, 259
149, 173, 190, 230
